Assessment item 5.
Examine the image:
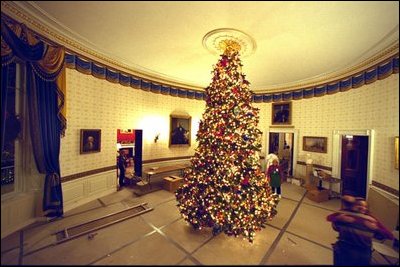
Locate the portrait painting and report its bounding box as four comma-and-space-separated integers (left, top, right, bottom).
170, 115, 191, 146
80, 129, 101, 154
303, 136, 327, 153
272, 102, 292, 125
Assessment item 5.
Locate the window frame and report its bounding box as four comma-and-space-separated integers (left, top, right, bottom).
1, 60, 27, 199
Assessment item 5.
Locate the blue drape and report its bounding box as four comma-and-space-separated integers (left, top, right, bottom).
2, 16, 63, 217
28, 67, 63, 216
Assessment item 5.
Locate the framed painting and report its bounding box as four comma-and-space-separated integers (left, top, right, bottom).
303, 136, 327, 153
170, 115, 191, 146
272, 101, 292, 125
80, 129, 101, 154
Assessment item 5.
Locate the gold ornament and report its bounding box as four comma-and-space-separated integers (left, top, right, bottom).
218, 39, 241, 55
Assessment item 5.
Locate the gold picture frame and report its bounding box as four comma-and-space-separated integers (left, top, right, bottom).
80, 129, 101, 154
272, 101, 292, 125
303, 136, 327, 153
169, 115, 191, 147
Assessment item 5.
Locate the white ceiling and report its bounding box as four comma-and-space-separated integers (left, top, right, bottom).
19, 1, 400, 91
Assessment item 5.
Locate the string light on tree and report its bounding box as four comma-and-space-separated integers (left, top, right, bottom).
176, 29, 279, 243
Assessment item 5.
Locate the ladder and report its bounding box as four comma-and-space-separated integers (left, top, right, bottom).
53, 202, 152, 244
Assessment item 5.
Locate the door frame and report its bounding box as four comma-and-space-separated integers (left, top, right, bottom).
265, 127, 298, 176
332, 129, 375, 198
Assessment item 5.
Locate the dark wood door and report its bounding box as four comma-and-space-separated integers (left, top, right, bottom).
134, 130, 143, 177
341, 135, 369, 198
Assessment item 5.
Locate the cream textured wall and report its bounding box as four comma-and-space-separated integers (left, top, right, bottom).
298, 74, 398, 190
62, 170, 116, 212
258, 74, 399, 190
60, 68, 205, 177
62, 69, 399, 191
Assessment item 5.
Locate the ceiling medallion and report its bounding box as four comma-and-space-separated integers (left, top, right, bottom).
202, 28, 257, 57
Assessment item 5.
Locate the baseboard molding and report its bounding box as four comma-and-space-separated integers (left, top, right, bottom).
64, 188, 116, 213
369, 185, 399, 202
371, 181, 399, 197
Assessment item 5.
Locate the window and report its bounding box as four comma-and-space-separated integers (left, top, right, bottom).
1, 62, 24, 196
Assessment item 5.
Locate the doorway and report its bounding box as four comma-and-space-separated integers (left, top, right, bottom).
331, 129, 374, 199
341, 135, 369, 198
266, 128, 298, 181
116, 129, 143, 181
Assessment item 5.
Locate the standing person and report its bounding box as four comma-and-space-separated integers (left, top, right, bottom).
265, 153, 279, 172
266, 159, 283, 198
327, 195, 394, 266
118, 150, 128, 189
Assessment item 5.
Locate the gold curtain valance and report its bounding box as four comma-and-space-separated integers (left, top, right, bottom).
1, 14, 67, 136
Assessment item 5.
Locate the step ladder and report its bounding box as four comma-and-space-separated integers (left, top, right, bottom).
53, 202, 152, 244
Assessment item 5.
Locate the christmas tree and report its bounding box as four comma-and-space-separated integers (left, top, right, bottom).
175, 40, 279, 242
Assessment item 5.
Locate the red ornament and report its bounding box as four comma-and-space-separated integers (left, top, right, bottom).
221, 58, 228, 67
232, 87, 239, 95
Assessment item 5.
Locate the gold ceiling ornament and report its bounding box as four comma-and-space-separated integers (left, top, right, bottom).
218, 39, 242, 55
202, 28, 256, 57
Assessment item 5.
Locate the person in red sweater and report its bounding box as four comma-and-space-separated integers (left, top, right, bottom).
266, 159, 284, 198
327, 195, 394, 266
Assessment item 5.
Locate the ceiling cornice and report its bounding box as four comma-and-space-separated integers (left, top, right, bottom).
1, 1, 204, 91
256, 41, 399, 93
2, 1, 399, 94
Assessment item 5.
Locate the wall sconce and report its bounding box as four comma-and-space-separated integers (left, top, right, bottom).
154, 133, 160, 143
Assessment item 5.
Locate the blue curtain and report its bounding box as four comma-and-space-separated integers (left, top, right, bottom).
2, 16, 64, 217
27, 67, 63, 216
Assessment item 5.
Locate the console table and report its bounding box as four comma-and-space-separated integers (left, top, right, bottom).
142, 164, 189, 188
313, 169, 342, 199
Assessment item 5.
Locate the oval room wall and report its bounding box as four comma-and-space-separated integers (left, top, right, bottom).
60, 68, 399, 195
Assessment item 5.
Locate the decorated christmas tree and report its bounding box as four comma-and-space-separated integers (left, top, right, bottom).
175, 40, 279, 242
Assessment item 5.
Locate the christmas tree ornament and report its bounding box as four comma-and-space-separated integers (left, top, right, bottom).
233, 106, 240, 115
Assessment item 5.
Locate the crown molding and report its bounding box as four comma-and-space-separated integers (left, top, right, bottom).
256, 41, 399, 93
1, 1, 204, 91
2, 1, 398, 94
